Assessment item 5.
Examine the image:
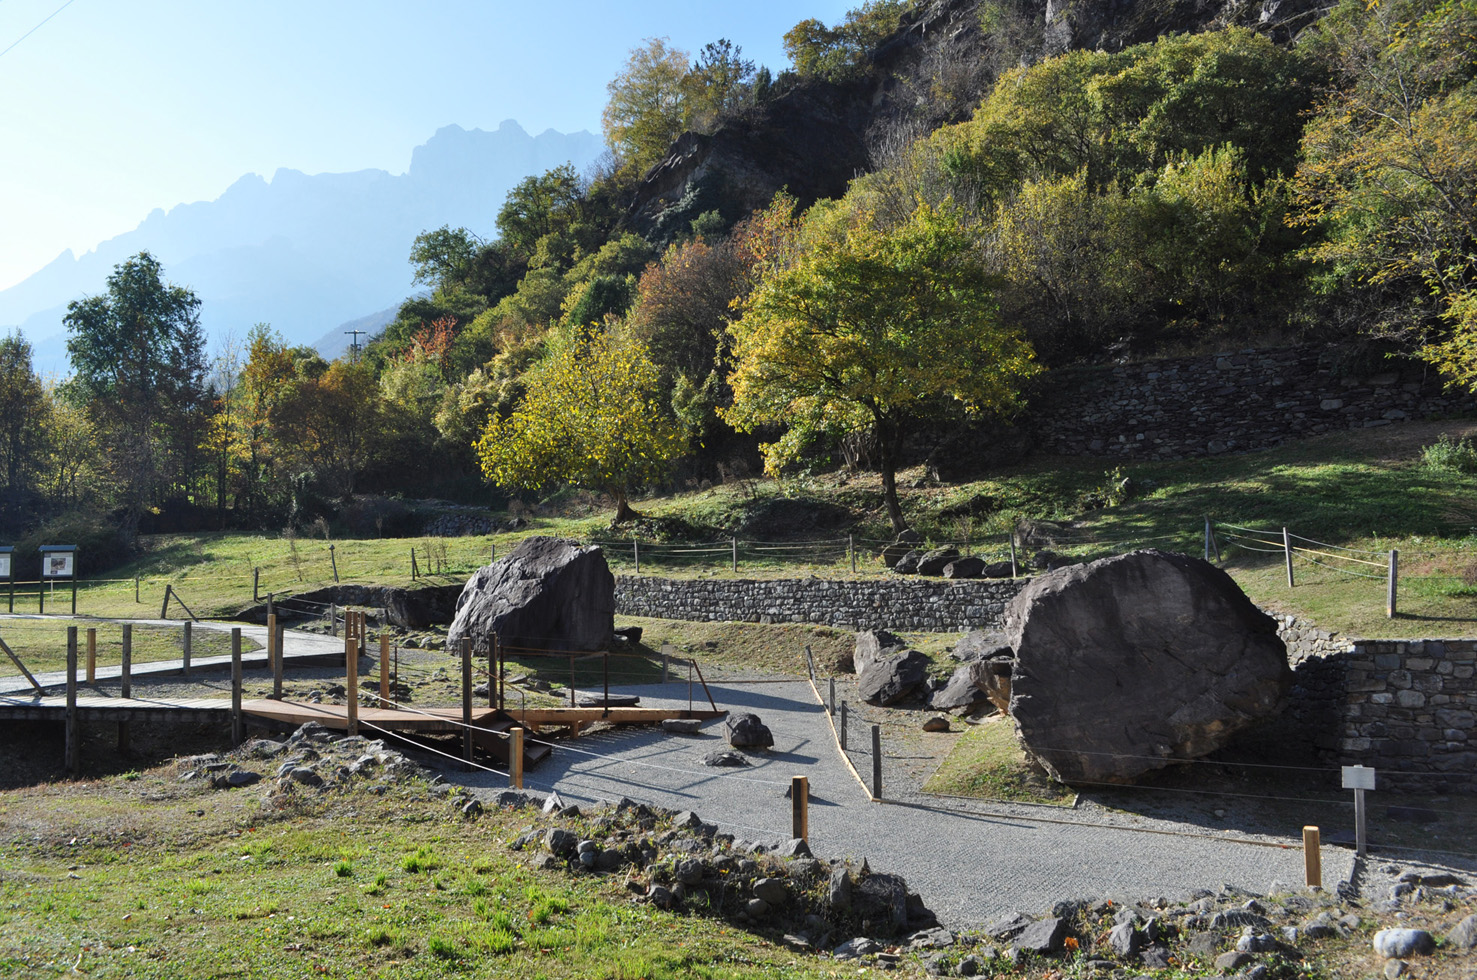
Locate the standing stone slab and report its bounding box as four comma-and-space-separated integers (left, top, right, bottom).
1006, 549, 1290, 784
447, 536, 614, 655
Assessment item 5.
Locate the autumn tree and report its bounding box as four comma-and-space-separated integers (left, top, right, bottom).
602, 38, 691, 174
723, 202, 1038, 532
476, 328, 687, 523
1291, 0, 1477, 375
271, 358, 388, 498
783, 1, 910, 82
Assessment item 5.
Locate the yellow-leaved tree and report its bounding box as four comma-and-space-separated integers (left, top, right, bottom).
722, 201, 1039, 533
475, 329, 687, 523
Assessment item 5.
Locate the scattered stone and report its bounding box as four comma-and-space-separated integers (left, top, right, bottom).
929, 660, 993, 712
286, 767, 323, 787
916, 548, 961, 577
661, 718, 704, 735
1444, 914, 1477, 949
943, 557, 985, 579
703, 750, 751, 767
1139, 946, 1173, 969
1384, 959, 1408, 979
834, 937, 882, 960
1012, 917, 1067, 954
544, 828, 578, 858
1373, 929, 1436, 959
922, 716, 951, 732
1109, 921, 1144, 957
856, 636, 930, 705
1216, 951, 1255, 971
725, 713, 773, 748
774, 838, 813, 859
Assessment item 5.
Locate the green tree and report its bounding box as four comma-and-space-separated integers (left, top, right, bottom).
602, 37, 692, 173
63, 252, 209, 526
723, 202, 1038, 532
685, 39, 756, 130
409, 226, 485, 292
783, 1, 910, 82
0, 333, 48, 492
1291, 0, 1477, 358
496, 164, 588, 258
476, 329, 687, 523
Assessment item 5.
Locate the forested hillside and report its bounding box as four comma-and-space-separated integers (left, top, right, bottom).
1, 0, 1472, 563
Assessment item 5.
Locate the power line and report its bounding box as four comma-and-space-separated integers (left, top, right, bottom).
0, 0, 78, 60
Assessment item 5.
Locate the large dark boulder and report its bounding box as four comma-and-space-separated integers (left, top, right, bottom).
916, 548, 960, 576
855, 630, 930, 705
1005, 549, 1290, 784
929, 660, 993, 712
446, 536, 613, 656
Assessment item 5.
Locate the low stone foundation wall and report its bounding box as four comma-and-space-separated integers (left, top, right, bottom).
614, 574, 1025, 632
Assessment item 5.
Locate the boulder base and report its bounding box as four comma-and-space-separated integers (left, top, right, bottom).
447, 536, 614, 656
1006, 549, 1290, 784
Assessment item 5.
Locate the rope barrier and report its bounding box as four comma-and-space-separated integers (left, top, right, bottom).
1286, 532, 1389, 558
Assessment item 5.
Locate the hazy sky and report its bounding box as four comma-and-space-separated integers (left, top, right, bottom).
0, 0, 854, 291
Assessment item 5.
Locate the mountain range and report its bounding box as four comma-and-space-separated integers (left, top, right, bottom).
0, 120, 603, 375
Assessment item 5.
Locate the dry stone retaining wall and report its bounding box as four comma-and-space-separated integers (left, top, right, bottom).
1029, 345, 1476, 460
614, 575, 1024, 632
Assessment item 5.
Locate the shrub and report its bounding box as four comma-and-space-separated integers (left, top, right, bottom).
1421, 433, 1477, 474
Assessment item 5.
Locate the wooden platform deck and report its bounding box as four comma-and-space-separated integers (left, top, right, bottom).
0, 693, 232, 723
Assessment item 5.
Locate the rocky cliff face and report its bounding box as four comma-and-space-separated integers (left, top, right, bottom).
626, 0, 1326, 240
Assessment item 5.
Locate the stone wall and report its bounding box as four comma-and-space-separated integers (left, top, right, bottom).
614, 575, 1025, 632
1030, 345, 1476, 460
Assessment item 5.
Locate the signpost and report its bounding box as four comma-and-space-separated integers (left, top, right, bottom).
0, 546, 12, 613
1342, 765, 1376, 856
39, 544, 78, 615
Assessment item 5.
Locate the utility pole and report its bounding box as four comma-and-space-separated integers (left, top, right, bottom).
344, 329, 366, 361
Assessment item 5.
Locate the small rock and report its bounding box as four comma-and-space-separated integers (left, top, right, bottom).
1012, 917, 1067, 954
1216, 951, 1255, 971
703, 750, 750, 767
1140, 946, 1172, 969
1444, 914, 1477, 949
1108, 921, 1144, 957
661, 718, 703, 735
1373, 929, 1435, 959
726, 713, 773, 748
922, 716, 951, 732
834, 937, 882, 961
286, 767, 322, 787
1385, 960, 1407, 979
753, 878, 788, 905
746, 897, 769, 916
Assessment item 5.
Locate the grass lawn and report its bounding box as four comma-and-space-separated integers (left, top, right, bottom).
0, 620, 260, 677
920, 716, 1077, 807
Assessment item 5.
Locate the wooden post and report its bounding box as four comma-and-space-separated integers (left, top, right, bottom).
633, 539, 639, 574
65, 626, 78, 775
1283, 527, 1296, 588
266, 613, 278, 671
849, 534, 856, 574
510, 727, 524, 789
732, 537, 738, 573
70, 573, 76, 616
329, 543, 339, 583
462, 638, 474, 770
330, 603, 337, 637
182, 621, 191, 676
1204, 515, 1213, 562
410, 546, 418, 580
134, 575, 139, 604
490, 634, 499, 709
840, 701, 848, 750
828, 676, 836, 715
379, 634, 390, 707
1387, 549, 1399, 619
1303, 826, 1322, 888
118, 624, 131, 753
1008, 532, 1018, 578
661, 643, 672, 684
231, 628, 244, 746
871, 724, 882, 800
569, 654, 576, 707
791, 775, 809, 841
86, 628, 96, 685
345, 625, 358, 738
159, 583, 171, 619
272, 624, 284, 699
253, 567, 259, 601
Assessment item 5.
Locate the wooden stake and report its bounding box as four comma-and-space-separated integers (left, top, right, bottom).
182, 621, 191, 676
462, 638, 474, 770
65, 626, 78, 774
871, 724, 882, 800
1284, 527, 1296, 588
510, 727, 524, 789
379, 634, 390, 707
1303, 826, 1321, 888
1387, 549, 1399, 619
791, 775, 809, 841
231, 628, 244, 746
266, 613, 278, 671
345, 626, 358, 738
118, 624, 131, 753
272, 624, 284, 699
159, 583, 171, 619
86, 628, 96, 685
840, 701, 848, 750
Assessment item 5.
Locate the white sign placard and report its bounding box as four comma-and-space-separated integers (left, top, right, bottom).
0, 554, 9, 578
42, 553, 74, 578
1342, 765, 1376, 790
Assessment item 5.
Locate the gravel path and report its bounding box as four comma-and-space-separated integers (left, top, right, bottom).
456, 676, 1357, 928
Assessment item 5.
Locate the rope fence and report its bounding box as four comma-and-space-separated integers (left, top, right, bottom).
1206, 518, 1401, 617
